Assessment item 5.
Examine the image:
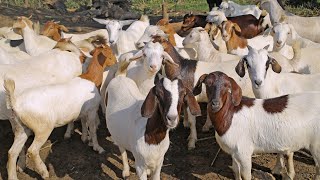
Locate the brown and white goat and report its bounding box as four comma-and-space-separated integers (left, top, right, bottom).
220, 20, 273, 56
179, 14, 207, 37
193, 71, 320, 180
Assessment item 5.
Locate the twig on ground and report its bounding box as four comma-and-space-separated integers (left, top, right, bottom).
210, 148, 221, 166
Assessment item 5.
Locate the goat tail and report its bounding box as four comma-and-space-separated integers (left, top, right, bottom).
291, 40, 301, 63
3, 78, 16, 110
139, 15, 149, 23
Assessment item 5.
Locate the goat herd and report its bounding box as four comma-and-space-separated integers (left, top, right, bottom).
0, 0, 320, 179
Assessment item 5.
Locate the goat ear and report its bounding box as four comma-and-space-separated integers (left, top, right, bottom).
235, 58, 246, 78
141, 87, 157, 118
93, 18, 110, 25
263, 44, 270, 50
233, 23, 241, 33
97, 52, 106, 66
129, 50, 144, 61
229, 77, 242, 106
193, 74, 207, 96
288, 24, 297, 40
58, 25, 69, 32
263, 27, 272, 37
185, 89, 201, 116
163, 52, 179, 67
120, 20, 135, 27
268, 57, 282, 73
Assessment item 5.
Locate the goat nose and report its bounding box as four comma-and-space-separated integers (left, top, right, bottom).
277, 40, 282, 44
211, 100, 220, 108
150, 65, 157, 70
109, 40, 114, 44
255, 80, 262, 86
166, 115, 177, 121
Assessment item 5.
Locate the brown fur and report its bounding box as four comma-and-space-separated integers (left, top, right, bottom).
226, 14, 268, 39
157, 19, 178, 46
262, 95, 288, 114
221, 21, 248, 53
142, 79, 201, 144
79, 45, 116, 88
179, 14, 207, 37
194, 72, 254, 136
12, 16, 34, 35
42, 21, 69, 41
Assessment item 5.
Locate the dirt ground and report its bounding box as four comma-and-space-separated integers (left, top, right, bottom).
0, 4, 317, 180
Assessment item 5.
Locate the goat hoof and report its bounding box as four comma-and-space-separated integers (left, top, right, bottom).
188, 141, 196, 150
81, 136, 89, 143
64, 134, 71, 139
94, 146, 105, 154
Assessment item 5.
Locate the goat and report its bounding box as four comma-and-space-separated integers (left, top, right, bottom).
136, 26, 197, 59
152, 36, 254, 149
41, 20, 109, 43
182, 27, 240, 62
219, 1, 262, 19
0, 38, 85, 121
259, 0, 320, 43
179, 14, 207, 37
220, 20, 273, 56
12, 16, 57, 56
105, 74, 201, 179
156, 18, 183, 35
207, 9, 272, 39
193, 71, 320, 180
93, 15, 150, 58
268, 22, 320, 59
0, 46, 30, 64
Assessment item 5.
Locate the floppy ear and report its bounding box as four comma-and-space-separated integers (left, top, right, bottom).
120, 20, 135, 27
233, 23, 241, 33
193, 74, 208, 96
235, 58, 246, 78
58, 25, 69, 32
163, 52, 179, 67
229, 77, 242, 106
268, 57, 282, 73
185, 89, 201, 116
141, 87, 157, 118
97, 52, 106, 66
93, 18, 110, 25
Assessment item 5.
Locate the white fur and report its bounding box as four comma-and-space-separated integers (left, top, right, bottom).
259, 0, 320, 43
61, 29, 109, 44
5, 77, 104, 180
0, 46, 30, 64
182, 27, 239, 62
93, 16, 150, 58
105, 76, 178, 179
0, 48, 82, 120
243, 47, 320, 99
212, 91, 320, 180
219, 1, 262, 19
163, 78, 179, 122
18, 19, 57, 56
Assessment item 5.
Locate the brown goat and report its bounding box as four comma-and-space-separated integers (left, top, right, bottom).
156, 18, 181, 46
42, 20, 69, 41
179, 14, 207, 37
79, 44, 117, 88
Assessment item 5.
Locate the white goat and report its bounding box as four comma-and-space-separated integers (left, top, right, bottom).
182, 27, 240, 62
0, 39, 84, 121
259, 0, 320, 43
0, 46, 30, 64
93, 15, 150, 58
106, 74, 201, 179
219, 1, 262, 19
236, 46, 320, 99
99, 42, 178, 115
135, 25, 197, 59
12, 16, 57, 56
268, 22, 320, 59
194, 71, 320, 180
4, 76, 104, 180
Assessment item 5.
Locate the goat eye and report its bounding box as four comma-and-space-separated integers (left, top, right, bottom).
66, 50, 72, 52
